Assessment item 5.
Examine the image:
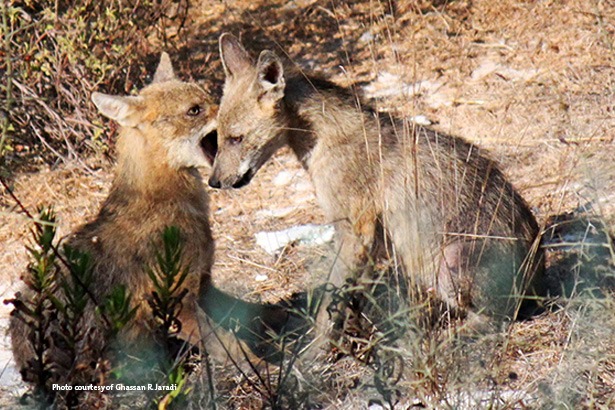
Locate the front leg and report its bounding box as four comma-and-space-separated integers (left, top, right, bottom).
329, 224, 370, 286
315, 214, 378, 355
329, 209, 379, 286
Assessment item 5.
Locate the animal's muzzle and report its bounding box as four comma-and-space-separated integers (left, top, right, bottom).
232, 168, 254, 188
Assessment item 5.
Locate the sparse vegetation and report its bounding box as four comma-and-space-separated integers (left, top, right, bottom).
5, 207, 59, 402
4, 207, 131, 406
147, 226, 192, 355
0, 0, 188, 172
5, 210, 205, 408
146, 226, 198, 409
1, 0, 614, 408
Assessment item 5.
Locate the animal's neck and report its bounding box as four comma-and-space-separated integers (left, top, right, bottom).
283, 74, 368, 170
282, 75, 323, 168
112, 129, 199, 200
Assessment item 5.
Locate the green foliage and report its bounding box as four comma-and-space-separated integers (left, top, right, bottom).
24, 207, 59, 293
5, 207, 60, 400
145, 226, 196, 407
156, 366, 193, 410
98, 285, 138, 338
147, 226, 191, 342
5, 206, 141, 405
7, 212, 206, 406
55, 245, 94, 322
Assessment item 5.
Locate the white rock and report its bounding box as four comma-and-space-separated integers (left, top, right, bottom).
273, 170, 293, 186
255, 224, 335, 255
410, 115, 431, 126
293, 180, 313, 192
359, 31, 374, 43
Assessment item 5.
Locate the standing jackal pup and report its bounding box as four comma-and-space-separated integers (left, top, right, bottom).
10, 54, 287, 390
210, 34, 544, 336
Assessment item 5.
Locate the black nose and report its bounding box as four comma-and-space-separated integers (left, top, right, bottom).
208, 177, 221, 189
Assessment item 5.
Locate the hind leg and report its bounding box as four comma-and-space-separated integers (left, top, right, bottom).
437, 239, 535, 326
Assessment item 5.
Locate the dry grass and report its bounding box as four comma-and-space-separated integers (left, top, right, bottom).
1, 0, 614, 408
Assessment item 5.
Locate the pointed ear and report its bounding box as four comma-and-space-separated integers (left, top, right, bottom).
153, 52, 176, 83
256, 50, 285, 102
219, 33, 253, 78
91, 92, 143, 127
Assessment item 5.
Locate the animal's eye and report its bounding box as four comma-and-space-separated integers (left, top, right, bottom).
187, 105, 202, 116
229, 135, 243, 145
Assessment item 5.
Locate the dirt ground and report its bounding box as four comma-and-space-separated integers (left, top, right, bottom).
1, 0, 614, 408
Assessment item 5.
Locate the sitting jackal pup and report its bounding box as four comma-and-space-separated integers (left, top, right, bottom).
209, 34, 544, 336
10, 54, 287, 387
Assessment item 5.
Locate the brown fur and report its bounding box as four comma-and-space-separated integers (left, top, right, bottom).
210, 35, 545, 335
9, 54, 287, 390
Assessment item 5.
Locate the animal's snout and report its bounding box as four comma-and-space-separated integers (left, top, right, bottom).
208, 176, 221, 189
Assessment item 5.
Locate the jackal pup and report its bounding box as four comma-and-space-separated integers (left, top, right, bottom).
209, 34, 544, 336
10, 53, 286, 389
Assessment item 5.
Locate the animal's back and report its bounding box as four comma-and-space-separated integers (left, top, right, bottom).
380, 122, 542, 318
67, 171, 214, 340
